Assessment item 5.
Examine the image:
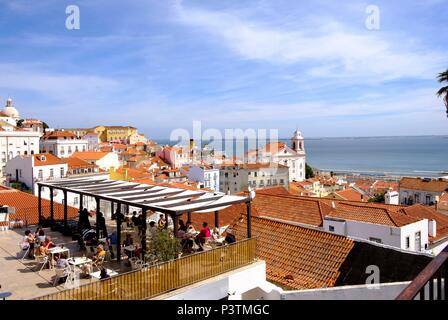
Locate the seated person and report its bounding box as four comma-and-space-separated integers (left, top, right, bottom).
157, 214, 166, 229
55, 253, 70, 269
186, 221, 196, 234
37, 242, 49, 257
148, 221, 158, 241
107, 231, 117, 259
211, 227, 220, 241
54, 253, 70, 284
93, 245, 106, 263
43, 236, 56, 249
23, 230, 36, 259
224, 229, 236, 245
194, 222, 211, 251
37, 229, 46, 243
123, 234, 134, 257
131, 212, 139, 227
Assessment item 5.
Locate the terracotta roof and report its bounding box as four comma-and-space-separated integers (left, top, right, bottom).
114, 167, 152, 180
334, 188, 367, 202
399, 204, 448, 241
0, 188, 78, 225
439, 193, 448, 211
326, 202, 421, 227
399, 177, 448, 193
242, 192, 330, 227
64, 157, 97, 169
33, 153, 66, 167
42, 131, 77, 139
256, 187, 291, 196
71, 151, 109, 160
230, 216, 354, 290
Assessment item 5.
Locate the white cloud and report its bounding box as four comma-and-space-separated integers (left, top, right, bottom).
173, 3, 446, 82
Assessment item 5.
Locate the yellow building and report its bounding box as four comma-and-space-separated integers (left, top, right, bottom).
94, 126, 137, 143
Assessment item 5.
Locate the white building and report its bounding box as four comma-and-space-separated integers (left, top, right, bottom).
40, 130, 88, 158
322, 202, 448, 255
5, 153, 68, 203
247, 129, 306, 182
385, 190, 399, 205
186, 165, 220, 191
82, 132, 100, 151
71, 151, 120, 171
399, 177, 448, 205
219, 163, 289, 194
0, 98, 20, 126
128, 133, 148, 145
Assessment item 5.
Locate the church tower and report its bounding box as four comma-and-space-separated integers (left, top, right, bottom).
291, 128, 304, 153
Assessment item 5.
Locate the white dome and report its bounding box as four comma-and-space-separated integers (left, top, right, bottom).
3, 98, 20, 119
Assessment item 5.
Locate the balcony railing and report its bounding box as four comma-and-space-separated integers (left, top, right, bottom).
36, 238, 257, 300
396, 245, 448, 300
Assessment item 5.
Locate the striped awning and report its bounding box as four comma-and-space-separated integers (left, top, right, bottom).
38, 177, 249, 215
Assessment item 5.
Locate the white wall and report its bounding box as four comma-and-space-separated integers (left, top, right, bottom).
159, 261, 267, 300
324, 218, 429, 253
96, 153, 120, 171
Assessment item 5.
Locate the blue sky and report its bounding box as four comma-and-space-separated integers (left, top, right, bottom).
0, 0, 447, 139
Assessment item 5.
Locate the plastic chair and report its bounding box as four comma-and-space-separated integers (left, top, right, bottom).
35, 255, 49, 272
53, 268, 68, 286
18, 242, 30, 261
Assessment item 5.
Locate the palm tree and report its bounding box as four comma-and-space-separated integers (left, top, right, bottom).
436, 69, 448, 117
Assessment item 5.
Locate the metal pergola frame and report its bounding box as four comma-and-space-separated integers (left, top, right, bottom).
37, 178, 252, 262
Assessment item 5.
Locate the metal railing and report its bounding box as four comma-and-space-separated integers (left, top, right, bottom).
36, 237, 257, 300
396, 245, 448, 300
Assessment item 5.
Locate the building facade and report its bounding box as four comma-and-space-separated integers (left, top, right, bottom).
187, 165, 220, 191
399, 177, 448, 205
247, 129, 306, 182
40, 130, 88, 158
219, 163, 289, 194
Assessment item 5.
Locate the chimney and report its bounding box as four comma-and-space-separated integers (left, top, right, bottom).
331, 201, 336, 209
429, 219, 437, 238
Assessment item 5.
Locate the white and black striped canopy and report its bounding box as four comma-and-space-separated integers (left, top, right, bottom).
38, 177, 249, 215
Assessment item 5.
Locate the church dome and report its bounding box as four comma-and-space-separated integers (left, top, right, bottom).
3, 98, 20, 119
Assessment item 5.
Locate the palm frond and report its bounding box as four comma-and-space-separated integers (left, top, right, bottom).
437, 70, 448, 83
436, 86, 448, 97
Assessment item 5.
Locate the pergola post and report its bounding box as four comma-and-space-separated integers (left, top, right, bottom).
214, 210, 219, 229
173, 214, 179, 237
63, 190, 68, 228
110, 201, 114, 220
38, 184, 42, 225
49, 187, 54, 227
141, 208, 147, 257
246, 201, 252, 238
187, 212, 191, 223
164, 213, 169, 230
115, 202, 122, 262
116, 202, 121, 263
79, 194, 83, 211
95, 197, 100, 237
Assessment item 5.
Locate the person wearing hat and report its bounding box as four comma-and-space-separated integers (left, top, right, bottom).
224, 229, 236, 244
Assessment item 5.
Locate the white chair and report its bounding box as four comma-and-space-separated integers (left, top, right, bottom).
18, 242, 30, 261
35, 255, 49, 272
53, 268, 69, 286
129, 257, 139, 270
64, 267, 80, 289
0, 212, 9, 231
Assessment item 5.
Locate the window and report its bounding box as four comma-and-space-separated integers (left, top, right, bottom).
8, 151, 13, 160
1, 152, 6, 162
31, 150, 34, 155
38, 170, 43, 179
24, 151, 28, 155
50, 169, 54, 177
329, 226, 335, 232
369, 237, 382, 244
60, 167, 64, 178
280, 179, 284, 184
415, 232, 421, 251
254, 172, 257, 177
405, 236, 410, 249
425, 195, 431, 205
